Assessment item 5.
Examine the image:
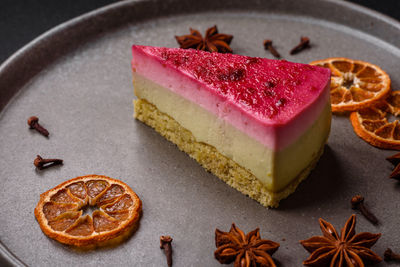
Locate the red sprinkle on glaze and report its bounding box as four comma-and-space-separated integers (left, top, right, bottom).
137, 46, 330, 121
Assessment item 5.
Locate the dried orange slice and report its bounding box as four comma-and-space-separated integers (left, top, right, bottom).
34, 175, 142, 247
310, 57, 391, 113
350, 91, 400, 150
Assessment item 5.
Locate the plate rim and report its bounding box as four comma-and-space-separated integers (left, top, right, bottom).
0, 0, 399, 266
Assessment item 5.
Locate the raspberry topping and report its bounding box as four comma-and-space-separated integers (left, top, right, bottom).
140, 46, 330, 122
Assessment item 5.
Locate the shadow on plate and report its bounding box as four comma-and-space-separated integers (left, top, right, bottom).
34, 163, 63, 176
278, 145, 346, 210
393, 180, 400, 191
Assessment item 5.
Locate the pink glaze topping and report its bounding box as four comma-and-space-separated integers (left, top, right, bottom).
132, 45, 331, 150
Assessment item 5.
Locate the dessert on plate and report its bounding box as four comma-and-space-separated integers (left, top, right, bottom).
131, 45, 331, 207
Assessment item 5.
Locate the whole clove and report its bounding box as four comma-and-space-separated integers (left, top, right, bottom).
160, 235, 173, 267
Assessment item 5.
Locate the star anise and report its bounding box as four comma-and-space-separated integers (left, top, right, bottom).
175, 25, 233, 53
386, 152, 400, 179
300, 214, 382, 267
214, 223, 280, 267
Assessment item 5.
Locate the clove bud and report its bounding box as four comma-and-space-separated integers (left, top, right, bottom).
160, 235, 173, 267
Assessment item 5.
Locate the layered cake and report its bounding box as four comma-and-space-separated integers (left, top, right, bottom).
131, 45, 331, 207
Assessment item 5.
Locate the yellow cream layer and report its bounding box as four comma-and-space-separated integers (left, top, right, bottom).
133, 73, 331, 192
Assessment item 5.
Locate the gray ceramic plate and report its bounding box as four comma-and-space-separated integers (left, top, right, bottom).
1, 0, 399, 266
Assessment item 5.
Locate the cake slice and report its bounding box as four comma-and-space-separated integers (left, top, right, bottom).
131, 45, 331, 207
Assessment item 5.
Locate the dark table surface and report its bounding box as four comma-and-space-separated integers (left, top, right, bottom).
0, 0, 399, 65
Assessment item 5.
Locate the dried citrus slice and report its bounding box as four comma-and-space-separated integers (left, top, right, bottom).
350, 91, 400, 150
310, 57, 391, 113
34, 175, 142, 247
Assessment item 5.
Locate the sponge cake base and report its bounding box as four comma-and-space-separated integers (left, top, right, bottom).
134, 98, 325, 207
